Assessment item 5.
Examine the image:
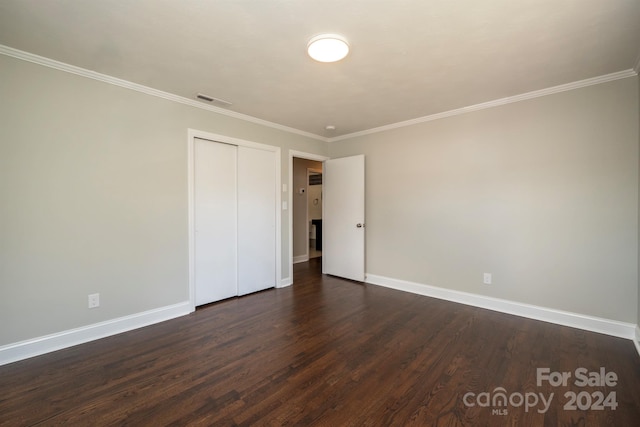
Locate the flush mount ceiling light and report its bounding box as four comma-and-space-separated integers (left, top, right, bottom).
307, 34, 349, 63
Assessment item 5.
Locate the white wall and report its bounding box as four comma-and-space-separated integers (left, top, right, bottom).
1, 48, 638, 355
0, 53, 327, 346
329, 76, 639, 323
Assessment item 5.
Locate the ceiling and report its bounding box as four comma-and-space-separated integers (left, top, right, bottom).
0, 0, 639, 140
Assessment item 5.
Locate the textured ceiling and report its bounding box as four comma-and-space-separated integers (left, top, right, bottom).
0, 0, 639, 139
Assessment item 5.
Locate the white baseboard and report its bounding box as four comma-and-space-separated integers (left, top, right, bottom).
293, 255, 309, 264
279, 277, 293, 288
366, 274, 636, 341
2, 283, 636, 365
0, 301, 191, 366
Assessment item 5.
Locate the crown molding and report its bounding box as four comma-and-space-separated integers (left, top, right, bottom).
2, 44, 636, 145
328, 69, 638, 142
0, 44, 328, 142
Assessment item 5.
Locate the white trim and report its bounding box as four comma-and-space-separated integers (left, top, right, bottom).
2, 44, 636, 145
280, 277, 293, 288
293, 255, 310, 264
288, 150, 330, 284
0, 44, 326, 142
635, 326, 640, 358
187, 129, 282, 307
0, 302, 190, 366
328, 69, 638, 142
366, 274, 636, 340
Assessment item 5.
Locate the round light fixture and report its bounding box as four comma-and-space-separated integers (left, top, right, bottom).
307, 34, 349, 63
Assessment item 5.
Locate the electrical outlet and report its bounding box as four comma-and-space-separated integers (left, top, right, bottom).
88, 293, 100, 308
483, 273, 492, 285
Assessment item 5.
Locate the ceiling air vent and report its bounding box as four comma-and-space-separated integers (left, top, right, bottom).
196, 93, 233, 106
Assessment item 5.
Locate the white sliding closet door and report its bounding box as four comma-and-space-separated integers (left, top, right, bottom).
194, 139, 238, 305
193, 138, 277, 306
237, 146, 276, 295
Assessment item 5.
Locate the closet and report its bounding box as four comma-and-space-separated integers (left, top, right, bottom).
194, 137, 276, 306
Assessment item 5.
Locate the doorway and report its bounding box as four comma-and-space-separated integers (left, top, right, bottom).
292, 157, 323, 264
287, 151, 365, 286
288, 151, 329, 284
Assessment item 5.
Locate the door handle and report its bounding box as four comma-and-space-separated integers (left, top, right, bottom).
356, 223, 365, 228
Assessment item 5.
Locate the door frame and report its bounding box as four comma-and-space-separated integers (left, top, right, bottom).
188, 128, 282, 312
287, 150, 329, 286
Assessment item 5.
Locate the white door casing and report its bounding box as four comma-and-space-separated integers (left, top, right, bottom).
286, 150, 330, 286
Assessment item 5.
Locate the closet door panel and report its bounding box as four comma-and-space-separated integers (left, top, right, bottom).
194, 139, 238, 305
237, 146, 276, 295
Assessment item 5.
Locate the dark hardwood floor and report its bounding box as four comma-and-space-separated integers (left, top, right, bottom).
1, 258, 639, 426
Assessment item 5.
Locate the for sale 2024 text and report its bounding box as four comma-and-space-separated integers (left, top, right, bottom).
537, 367, 618, 411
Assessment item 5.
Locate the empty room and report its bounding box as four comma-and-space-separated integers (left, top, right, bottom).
1, 1, 639, 425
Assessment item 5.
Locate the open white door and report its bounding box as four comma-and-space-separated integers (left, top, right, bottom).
323, 155, 365, 281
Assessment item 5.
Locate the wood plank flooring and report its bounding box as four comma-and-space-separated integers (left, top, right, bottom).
1, 258, 639, 426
